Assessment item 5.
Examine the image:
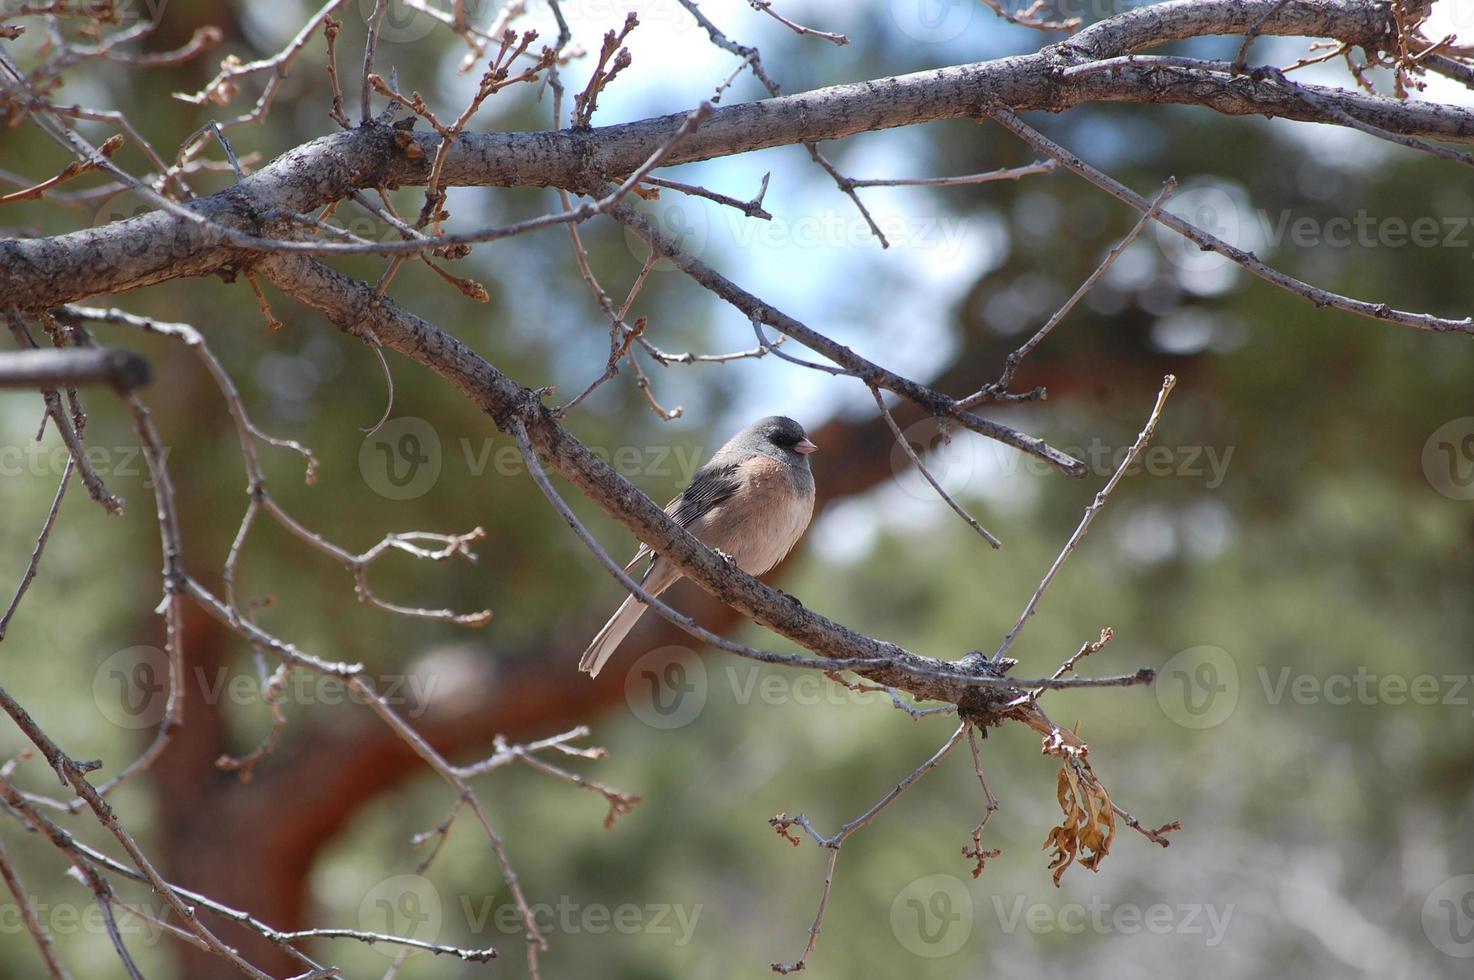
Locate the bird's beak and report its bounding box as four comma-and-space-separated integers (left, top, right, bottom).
796, 438, 818, 455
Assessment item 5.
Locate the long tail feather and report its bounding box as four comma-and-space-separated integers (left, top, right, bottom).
579, 594, 648, 677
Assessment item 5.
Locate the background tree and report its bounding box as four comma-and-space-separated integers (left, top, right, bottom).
1, 0, 1472, 977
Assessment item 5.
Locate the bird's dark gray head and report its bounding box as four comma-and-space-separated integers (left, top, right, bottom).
738, 415, 818, 465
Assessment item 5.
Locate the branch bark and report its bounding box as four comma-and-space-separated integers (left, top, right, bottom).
1, 1, 1457, 311
0, 348, 150, 391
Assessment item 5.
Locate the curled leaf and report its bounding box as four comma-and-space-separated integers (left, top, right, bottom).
1042, 739, 1116, 886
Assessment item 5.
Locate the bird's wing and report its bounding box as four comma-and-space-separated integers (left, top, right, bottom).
672, 459, 742, 529
626, 460, 742, 568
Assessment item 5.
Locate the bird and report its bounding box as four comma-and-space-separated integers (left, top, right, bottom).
579, 415, 818, 678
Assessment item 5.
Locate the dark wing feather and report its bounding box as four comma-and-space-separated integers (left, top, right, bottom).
626, 460, 742, 570
672, 460, 742, 529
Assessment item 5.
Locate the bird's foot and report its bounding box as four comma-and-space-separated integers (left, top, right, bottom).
714, 548, 737, 564
777, 589, 804, 607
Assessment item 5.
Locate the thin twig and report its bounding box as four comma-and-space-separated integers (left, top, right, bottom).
964, 178, 1176, 406
770, 724, 968, 973
0, 458, 72, 641
847, 159, 1057, 188
870, 386, 1001, 549
992, 375, 1177, 663
745, 0, 847, 45
962, 726, 1002, 878
0, 830, 71, 979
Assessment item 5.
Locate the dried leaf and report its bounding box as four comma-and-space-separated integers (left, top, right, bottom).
1041, 739, 1116, 885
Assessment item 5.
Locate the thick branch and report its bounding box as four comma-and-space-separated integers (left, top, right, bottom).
0, 348, 150, 391
1, 0, 1462, 310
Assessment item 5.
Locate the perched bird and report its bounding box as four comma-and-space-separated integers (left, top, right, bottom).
579, 416, 818, 677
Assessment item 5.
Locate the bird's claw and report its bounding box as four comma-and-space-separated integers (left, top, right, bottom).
714, 548, 736, 564
778, 589, 803, 607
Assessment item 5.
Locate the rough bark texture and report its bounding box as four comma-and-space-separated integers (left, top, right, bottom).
0, 1, 1454, 311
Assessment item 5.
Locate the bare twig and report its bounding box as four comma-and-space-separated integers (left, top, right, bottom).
962, 726, 1002, 878
0, 458, 72, 642
361, 0, 388, 124
869, 386, 1002, 549
640, 171, 772, 219
745, 0, 847, 46
847, 159, 1057, 188
979, 0, 1082, 32
0, 830, 71, 979
5, 311, 123, 514
964, 178, 1176, 406
993, 376, 1178, 663
770, 724, 968, 973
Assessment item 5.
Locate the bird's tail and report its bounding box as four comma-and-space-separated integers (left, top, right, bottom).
579, 594, 648, 678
